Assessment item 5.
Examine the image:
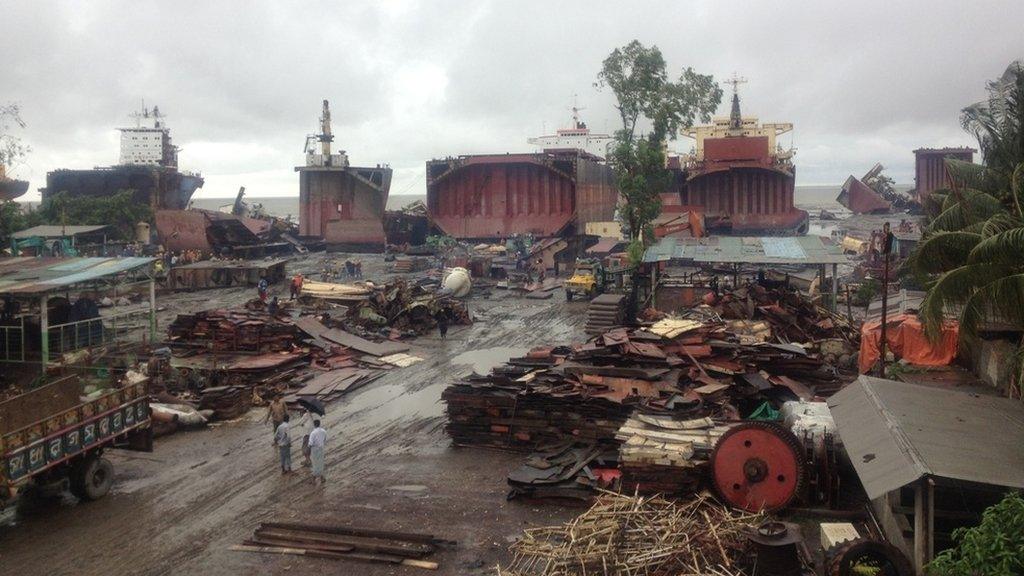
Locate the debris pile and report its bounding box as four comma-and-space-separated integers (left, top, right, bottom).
234, 521, 446, 571
282, 368, 381, 405
498, 491, 758, 576
707, 284, 859, 345
198, 385, 252, 420
506, 442, 619, 501
585, 293, 626, 335
167, 309, 300, 353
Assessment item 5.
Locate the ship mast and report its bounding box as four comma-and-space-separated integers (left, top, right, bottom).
319, 100, 333, 156
726, 73, 747, 132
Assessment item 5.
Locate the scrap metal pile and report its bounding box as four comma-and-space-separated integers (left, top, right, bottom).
706, 284, 859, 346
615, 414, 730, 494
497, 491, 758, 576
167, 308, 300, 353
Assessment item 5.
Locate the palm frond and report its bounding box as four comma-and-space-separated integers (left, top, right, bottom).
944, 158, 990, 191
919, 263, 1006, 340
980, 211, 1022, 237
1013, 162, 1024, 219
967, 226, 1024, 266
927, 188, 1004, 232
959, 273, 1024, 338
910, 231, 982, 275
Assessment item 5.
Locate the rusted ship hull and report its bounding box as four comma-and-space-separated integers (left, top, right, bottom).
297, 166, 392, 252
0, 178, 29, 201
675, 166, 808, 235
426, 152, 617, 240
42, 166, 203, 210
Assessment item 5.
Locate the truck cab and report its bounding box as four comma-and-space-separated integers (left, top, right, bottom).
564, 259, 606, 301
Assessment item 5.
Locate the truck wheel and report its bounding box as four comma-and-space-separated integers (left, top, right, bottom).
565, 290, 573, 301
71, 457, 114, 502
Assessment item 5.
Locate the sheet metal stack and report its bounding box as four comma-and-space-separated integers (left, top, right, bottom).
615, 413, 732, 494
198, 385, 252, 420
584, 293, 625, 335
167, 309, 299, 353
235, 521, 446, 571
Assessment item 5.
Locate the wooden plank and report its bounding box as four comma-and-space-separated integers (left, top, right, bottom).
293, 317, 409, 357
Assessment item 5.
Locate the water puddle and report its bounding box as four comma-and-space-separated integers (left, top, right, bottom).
451, 346, 530, 374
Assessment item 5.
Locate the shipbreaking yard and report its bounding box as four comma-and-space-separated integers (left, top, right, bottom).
3, 11, 1024, 574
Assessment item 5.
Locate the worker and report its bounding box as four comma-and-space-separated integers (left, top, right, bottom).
274, 413, 292, 474
264, 394, 288, 439
290, 273, 304, 300
257, 275, 269, 302
436, 308, 449, 340
267, 296, 280, 316
308, 419, 327, 484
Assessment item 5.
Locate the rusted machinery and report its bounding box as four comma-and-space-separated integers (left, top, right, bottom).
710, 421, 806, 512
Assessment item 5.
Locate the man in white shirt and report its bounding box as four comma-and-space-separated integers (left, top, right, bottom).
274, 414, 292, 474
308, 420, 327, 484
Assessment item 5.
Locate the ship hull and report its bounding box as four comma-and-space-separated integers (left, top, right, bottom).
42, 166, 203, 209
297, 165, 392, 253
677, 165, 808, 236
426, 152, 617, 240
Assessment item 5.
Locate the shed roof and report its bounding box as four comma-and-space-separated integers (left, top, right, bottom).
827, 375, 1024, 499
0, 257, 153, 296
644, 236, 850, 265
10, 225, 110, 239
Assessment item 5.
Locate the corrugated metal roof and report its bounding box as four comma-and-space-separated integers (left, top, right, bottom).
828, 375, 1024, 499
0, 257, 154, 295
865, 289, 927, 323
586, 237, 626, 255
10, 225, 111, 239
644, 236, 850, 265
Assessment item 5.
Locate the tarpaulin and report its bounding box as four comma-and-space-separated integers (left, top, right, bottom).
858, 313, 958, 373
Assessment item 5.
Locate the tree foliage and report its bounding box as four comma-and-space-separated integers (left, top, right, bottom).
928, 491, 1024, 576
37, 191, 153, 241
908, 61, 1024, 391
596, 40, 721, 249
0, 103, 30, 170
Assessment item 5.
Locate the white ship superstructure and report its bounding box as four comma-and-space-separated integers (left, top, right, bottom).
119, 105, 178, 167
528, 105, 613, 159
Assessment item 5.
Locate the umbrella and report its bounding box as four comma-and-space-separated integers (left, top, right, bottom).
297, 397, 326, 416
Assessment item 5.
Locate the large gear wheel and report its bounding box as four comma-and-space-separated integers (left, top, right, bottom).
710, 421, 806, 512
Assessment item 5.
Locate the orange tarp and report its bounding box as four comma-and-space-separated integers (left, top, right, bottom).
859, 313, 959, 373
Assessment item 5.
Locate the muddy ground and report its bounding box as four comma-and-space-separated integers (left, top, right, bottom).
0, 254, 592, 576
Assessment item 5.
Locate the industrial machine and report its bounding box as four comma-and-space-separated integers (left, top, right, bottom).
710, 421, 806, 512
564, 258, 606, 301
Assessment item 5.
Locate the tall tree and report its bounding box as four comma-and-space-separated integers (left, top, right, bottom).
596, 41, 721, 251
0, 103, 30, 172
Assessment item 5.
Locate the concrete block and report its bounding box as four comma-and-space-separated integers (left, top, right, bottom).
820, 522, 860, 550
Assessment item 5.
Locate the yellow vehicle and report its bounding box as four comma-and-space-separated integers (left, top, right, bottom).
564, 259, 606, 301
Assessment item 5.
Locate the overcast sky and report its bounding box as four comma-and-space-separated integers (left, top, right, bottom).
3, 0, 1022, 200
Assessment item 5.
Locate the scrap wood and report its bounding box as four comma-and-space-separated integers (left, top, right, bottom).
230, 545, 438, 570
497, 490, 758, 576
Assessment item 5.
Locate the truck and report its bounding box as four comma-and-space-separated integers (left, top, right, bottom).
1, 375, 151, 507
564, 259, 607, 301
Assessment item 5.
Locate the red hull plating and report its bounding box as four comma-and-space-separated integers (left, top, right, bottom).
297, 166, 392, 251
678, 167, 808, 235
426, 152, 616, 240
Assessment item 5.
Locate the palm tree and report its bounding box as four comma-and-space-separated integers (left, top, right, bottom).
907, 61, 1024, 391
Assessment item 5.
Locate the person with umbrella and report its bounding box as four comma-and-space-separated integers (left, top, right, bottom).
296, 398, 325, 468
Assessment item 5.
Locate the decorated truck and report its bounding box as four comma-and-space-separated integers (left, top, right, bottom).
1, 375, 151, 507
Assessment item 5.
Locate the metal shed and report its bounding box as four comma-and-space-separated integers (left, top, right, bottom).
0, 257, 156, 370
828, 375, 1024, 572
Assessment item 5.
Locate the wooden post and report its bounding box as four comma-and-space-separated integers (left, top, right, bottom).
878, 251, 890, 377
913, 479, 933, 575
149, 277, 157, 343
40, 294, 49, 372
831, 263, 839, 313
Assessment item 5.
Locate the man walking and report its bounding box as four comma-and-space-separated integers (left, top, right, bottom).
263, 393, 288, 437
274, 414, 292, 474
290, 273, 304, 300
257, 275, 269, 303
308, 420, 327, 484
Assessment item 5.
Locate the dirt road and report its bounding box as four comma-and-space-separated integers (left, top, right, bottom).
0, 256, 590, 576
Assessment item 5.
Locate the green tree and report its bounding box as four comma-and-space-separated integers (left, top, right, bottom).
596, 41, 721, 256
38, 190, 153, 241
0, 103, 30, 170
928, 491, 1024, 576
907, 61, 1024, 390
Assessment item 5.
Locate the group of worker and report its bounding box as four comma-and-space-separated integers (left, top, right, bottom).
256, 273, 305, 303
265, 394, 328, 484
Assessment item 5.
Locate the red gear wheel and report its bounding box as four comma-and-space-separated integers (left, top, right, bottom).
710, 421, 806, 512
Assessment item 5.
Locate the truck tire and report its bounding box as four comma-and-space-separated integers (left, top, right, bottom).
70, 457, 114, 502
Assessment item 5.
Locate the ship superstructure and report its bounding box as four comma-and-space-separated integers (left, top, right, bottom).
118, 105, 178, 167
528, 103, 614, 159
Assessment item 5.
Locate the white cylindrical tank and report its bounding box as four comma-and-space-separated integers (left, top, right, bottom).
442, 267, 472, 298
135, 221, 151, 244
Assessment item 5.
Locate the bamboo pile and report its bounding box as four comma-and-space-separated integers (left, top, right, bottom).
497, 491, 759, 576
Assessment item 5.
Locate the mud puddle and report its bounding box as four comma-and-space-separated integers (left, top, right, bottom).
451, 346, 530, 374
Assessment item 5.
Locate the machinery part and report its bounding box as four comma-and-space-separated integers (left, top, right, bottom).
70, 456, 114, 502
747, 521, 805, 576
826, 538, 913, 576
710, 421, 806, 512
442, 267, 472, 298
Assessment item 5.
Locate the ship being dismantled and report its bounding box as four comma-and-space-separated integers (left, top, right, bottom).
41, 105, 204, 210
670, 79, 808, 235
297, 100, 393, 252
